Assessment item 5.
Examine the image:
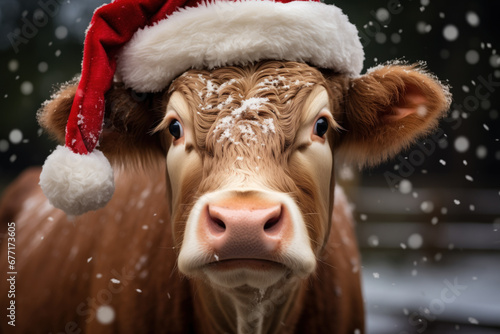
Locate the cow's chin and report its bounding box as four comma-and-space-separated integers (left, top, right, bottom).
203, 259, 289, 290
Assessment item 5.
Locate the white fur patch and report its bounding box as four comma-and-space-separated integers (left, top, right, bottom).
116, 0, 364, 92
39, 145, 115, 216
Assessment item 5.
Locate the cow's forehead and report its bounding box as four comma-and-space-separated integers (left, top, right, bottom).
168, 62, 330, 151
170, 62, 327, 117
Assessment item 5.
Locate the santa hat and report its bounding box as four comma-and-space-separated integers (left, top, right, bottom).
39, 0, 364, 216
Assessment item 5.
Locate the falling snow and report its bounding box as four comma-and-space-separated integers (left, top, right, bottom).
8, 129, 23, 144
55, 26, 68, 39
20, 81, 33, 96
416, 21, 432, 34
0, 140, 9, 152
375, 8, 390, 22
465, 11, 480, 27
476, 146, 488, 159
420, 201, 434, 213
399, 180, 412, 195
416, 105, 428, 117
443, 24, 459, 41
38, 62, 48, 73
408, 233, 423, 249
490, 54, 500, 68
454, 136, 470, 153
96, 305, 115, 325
368, 235, 379, 247
465, 50, 480, 64
8, 59, 19, 72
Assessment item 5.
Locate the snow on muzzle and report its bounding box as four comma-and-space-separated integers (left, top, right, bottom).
177, 189, 317, 289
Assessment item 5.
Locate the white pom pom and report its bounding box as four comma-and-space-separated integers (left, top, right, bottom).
39, 145, 115, 216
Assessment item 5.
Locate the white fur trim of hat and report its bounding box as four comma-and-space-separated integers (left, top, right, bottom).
116, 0, 364, 92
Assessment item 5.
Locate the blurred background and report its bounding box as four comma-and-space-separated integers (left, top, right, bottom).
0, 0, 499, 333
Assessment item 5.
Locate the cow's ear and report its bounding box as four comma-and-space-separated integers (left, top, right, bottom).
38, 79, 165, 168
336, 64, 451, 167
100, 84, 165, 168
38, 79, 79, 144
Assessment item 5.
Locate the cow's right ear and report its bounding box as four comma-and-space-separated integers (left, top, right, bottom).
335, 64, 451, 168
38, 78, 166, 168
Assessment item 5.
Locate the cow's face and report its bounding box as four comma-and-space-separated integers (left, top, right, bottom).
154, 61, 450, 290
160, 62, 338, 289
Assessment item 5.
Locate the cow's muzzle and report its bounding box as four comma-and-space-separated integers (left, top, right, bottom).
178, 189, 316, 289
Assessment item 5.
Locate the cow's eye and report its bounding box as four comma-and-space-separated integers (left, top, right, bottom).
168, 120, 184, 140
313, 117, 328, 137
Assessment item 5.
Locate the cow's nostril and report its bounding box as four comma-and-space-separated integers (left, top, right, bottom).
206, 206, 227, 234
263, 214, 281, 231
214, 218, 226, 230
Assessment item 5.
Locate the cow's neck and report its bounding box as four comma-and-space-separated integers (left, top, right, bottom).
193, 277, 305, 334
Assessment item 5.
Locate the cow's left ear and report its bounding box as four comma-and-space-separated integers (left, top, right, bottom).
336, 64, 451, 167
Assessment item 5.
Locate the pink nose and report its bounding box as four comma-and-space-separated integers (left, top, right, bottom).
202, 201, 289, 261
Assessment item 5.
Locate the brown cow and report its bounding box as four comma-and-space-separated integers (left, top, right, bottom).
0, 60, 450, 333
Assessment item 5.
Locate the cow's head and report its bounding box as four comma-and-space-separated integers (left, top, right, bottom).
39, 61, 450, 291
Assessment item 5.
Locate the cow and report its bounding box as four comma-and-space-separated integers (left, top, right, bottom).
0, 60, 450, 333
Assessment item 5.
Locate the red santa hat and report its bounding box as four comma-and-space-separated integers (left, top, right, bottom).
39, 0, 364, 216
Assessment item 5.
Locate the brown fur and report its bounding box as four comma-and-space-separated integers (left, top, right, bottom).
0, 168, 362, 334
1, 60, 450, 333
0, 168, 196, 333
334, 63, 451, 167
